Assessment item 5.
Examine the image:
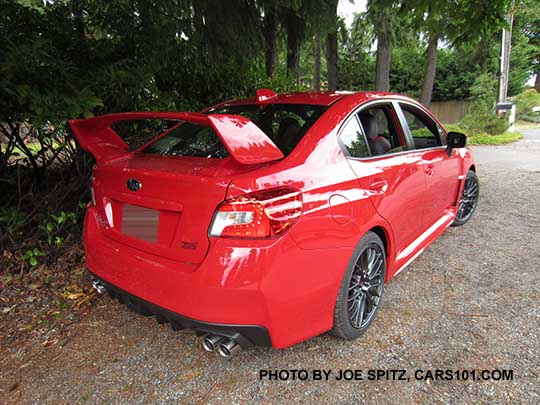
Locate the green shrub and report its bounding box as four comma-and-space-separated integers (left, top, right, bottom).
21, 248, 46, 266
460, 110, 509, 135
518, 114, 540, 123
457, 74, 510, 135
513, 89, 540, 121
444, 123, 522, 145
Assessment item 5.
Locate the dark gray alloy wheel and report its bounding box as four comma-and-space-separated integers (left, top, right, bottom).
452, 170, 479, 226
331, 231, 386, 340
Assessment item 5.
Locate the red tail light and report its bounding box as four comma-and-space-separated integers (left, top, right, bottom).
209, 187, 303, 238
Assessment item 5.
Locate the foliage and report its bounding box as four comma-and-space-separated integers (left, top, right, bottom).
40, 211, 78, 247
467, 131, 523, 145
445, 124, 522, 145
518, 0, 540, 86
21, 247, 46, 266
512, 89, 540, 120
460, 74, 510, 135
338, 13, 375, 90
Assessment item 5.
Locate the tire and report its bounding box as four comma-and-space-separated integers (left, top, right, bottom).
331, 231, 386, 340
452, 170, 479, 227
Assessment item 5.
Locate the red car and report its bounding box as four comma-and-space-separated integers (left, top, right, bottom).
70, 90, 479, 357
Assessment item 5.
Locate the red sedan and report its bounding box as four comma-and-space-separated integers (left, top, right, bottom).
70, 90, 479, 357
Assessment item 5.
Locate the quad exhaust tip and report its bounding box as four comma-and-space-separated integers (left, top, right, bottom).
217, 339, 240, 358
202, 334, 224, 352
202, 334, 240, 357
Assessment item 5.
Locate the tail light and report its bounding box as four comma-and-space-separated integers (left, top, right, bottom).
209, 187, 303, 238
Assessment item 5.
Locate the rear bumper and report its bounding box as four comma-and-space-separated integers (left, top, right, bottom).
92, 273, 271, 347
84, 205, 352, 348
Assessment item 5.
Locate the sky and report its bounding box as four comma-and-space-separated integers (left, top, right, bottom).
338, 0, 367, 27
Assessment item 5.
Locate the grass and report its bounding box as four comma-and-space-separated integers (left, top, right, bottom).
514, 120, 540, 130
467, 131, 523, 145
444, 123, 523, 145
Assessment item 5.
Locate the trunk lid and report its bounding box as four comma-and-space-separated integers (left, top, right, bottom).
92, 154, 254, 264
71, 111, 283, 264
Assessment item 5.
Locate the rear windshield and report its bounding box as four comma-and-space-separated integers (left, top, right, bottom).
141, 103, 328, 158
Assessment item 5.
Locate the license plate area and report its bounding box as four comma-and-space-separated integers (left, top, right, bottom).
121, 204, 159, 243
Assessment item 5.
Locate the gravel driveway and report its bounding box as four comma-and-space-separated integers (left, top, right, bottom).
3, 129, 540, 404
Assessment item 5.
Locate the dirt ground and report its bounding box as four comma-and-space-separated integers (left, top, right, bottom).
1, 129, 540, 404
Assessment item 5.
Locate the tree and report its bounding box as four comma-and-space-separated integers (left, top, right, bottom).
366, 0, 400, 91
313, 33, 322, 90
338, 12, 375, 90
262, 1, 281, 77
405, 0, 511, 105
518, 0, 540, 90
325, 0, 339, 91
420, 33, 439, 105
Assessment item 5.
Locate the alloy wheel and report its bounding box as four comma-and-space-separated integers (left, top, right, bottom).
456, 175, 479, 223
347, 245, 385, 329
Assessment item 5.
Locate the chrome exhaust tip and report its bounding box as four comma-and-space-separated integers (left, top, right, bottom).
202, 334, 224, 352
217, 339, 240, 358
92, 280, 106, 294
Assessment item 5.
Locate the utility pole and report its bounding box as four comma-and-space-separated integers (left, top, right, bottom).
498, 0, 515, 104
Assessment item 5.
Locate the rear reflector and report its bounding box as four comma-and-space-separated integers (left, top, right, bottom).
209, 187, 302, 238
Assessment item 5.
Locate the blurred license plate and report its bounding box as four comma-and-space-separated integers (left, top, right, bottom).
122, 204, 159, 243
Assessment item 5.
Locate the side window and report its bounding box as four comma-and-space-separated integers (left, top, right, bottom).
399, 104, 442, 149
357, 105, 405, 156
339, 116, 370, 158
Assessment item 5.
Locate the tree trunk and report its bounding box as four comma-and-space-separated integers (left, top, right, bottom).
326, 31, 338, 91
375, 32, 391, 91
285, 11, 303, 85
535, 72, 540, 92
313, 33, 321, 91
420, 34, 439, 106
262, 8, 278, 77
325, 0, 339, 91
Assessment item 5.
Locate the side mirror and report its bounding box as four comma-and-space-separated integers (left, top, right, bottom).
446, 131, 467, 157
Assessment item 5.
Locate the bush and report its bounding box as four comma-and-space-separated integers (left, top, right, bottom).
460, 110, 510, 135
513, 89, 540, 121
444, 123, 522, 145
458, 73, 510, 135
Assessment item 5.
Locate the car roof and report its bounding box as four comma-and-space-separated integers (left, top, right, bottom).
216, 91, 402, 107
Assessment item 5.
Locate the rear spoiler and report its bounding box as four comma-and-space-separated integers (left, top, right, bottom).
69, 112, 284, 165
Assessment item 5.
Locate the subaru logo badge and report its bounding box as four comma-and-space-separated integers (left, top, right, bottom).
126, 178, 142, 192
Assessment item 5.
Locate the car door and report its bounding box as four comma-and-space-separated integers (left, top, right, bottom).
338, 101, 428, 266
395, 102, 461, 228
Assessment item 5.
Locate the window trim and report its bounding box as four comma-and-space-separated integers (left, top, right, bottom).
336, 99, 424, 162
394, 101, 447, 152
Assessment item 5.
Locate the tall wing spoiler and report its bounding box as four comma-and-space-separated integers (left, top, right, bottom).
69, 112, 284, 165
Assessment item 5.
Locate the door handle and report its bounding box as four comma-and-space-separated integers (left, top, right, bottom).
368, 180, 388, 194
425, 164, 435, 177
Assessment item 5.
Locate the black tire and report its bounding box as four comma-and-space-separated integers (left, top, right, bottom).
452, 170, 479, 227
331, 231, 386, 340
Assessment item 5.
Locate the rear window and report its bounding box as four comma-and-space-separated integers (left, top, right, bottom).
143, 122, 229, 158
141, 103, 328, 158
